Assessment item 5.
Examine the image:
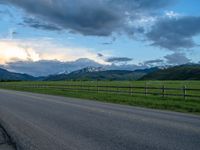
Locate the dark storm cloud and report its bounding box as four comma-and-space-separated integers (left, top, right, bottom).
164, 52, 191, 65
147, 16, 200, 50
106, 57, 132, 63
2, 0, 173, 36
20, 17, 62, 31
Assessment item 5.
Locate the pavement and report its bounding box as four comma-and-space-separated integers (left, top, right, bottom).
0, 89, 200, 150
0, 126, 15, 150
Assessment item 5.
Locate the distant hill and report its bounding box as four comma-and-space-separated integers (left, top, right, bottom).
140, 64, 200, 80
0, 68, 36, 81
44, 67, 157, 81
2, 64, 199, 81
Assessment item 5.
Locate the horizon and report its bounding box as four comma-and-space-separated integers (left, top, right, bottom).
1, 61, 199, 78
0, 0, 200, 76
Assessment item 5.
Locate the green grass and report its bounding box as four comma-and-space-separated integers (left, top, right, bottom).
0, 81, 200, 114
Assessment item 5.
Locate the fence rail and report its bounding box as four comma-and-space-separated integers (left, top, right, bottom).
0, 83, 200, 100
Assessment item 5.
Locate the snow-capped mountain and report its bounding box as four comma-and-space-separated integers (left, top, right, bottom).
72, 66, 106, 74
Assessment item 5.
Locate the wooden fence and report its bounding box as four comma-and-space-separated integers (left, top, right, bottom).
0, 84, 200, 100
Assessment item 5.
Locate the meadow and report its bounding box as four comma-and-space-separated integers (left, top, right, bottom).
0, 80, 200, 114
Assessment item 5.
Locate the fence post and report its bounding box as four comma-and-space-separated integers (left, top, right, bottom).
106, 84, 108, 93
162, 85, 165, 98
80, 81, 82, 91
97, 80, 99, 93
183, 85, 187, 100
145, 82, 147, 96
131, 86, 133, 96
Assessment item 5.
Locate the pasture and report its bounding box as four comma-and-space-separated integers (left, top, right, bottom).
0, 80, 200, 114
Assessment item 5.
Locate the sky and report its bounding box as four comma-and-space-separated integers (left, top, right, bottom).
0, 0, 200, 76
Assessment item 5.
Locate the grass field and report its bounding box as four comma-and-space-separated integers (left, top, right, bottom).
0, 80, 200, 114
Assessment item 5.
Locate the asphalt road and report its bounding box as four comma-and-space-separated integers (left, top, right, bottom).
0, 126, 15, 150
0, 89, 200, 150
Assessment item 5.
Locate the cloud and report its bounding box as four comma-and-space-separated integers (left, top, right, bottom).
4, 0, 200, 53
0, 40, 40, 64
102, 42, 113, 45
0, 6, 13, 20
20, 17, 62, 31
143, 59, 164, 66
102, 37, 116, 45
106, 57, 132, 63
7, 28, 18, 39
142, 53, 191, 66
5, 58, 102, 76
165, 11, 180, 18
164, 52, 191, 65
97, 53, 104, 57
0, 38, 107, 64
147, 16, 200, 50
2, 0, 173, 36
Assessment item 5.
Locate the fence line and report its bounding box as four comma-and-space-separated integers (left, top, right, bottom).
0, 83, 200, 100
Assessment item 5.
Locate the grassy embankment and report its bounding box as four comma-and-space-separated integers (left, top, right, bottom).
0, 81, 200, 114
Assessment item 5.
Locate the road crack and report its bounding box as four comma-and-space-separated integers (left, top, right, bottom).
0, 124, 17, 150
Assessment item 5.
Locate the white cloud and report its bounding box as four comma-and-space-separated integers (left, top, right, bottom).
0, 38, 107, 64
0, 40, 40, 64
165, 11, 180, 18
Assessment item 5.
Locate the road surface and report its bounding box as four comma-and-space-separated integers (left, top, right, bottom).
0, 89, 200, 150
0, 126, 15, 150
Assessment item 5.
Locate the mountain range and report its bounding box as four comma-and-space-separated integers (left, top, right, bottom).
0, 64, 200, 81
4, 58, 103, 77
140, 64, 200, 80
44, 67, 158, 81
0, 68, 36, 81
3, 58, 154, 77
